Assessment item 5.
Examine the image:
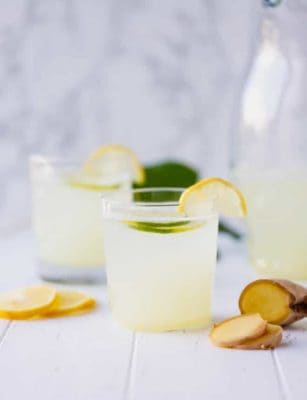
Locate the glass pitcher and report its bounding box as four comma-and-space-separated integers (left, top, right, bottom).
233, 0, 307, 279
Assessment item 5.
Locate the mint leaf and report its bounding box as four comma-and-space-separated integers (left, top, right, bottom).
134, 160, 199, 189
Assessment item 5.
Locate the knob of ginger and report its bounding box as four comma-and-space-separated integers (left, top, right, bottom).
239, 279, 307, 326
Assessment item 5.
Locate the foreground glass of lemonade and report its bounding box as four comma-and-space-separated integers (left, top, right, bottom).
237, 171, 307, 280
102, 188, 218, 332
30, 155, 131, 282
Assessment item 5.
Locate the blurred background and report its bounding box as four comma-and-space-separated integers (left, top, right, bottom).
0, 0, 263, 232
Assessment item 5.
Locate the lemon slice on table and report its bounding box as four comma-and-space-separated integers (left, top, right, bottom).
178, 177, 247, 217
42, 291, 96, 317
83, 144, 145, 185
0, 286, 57, 320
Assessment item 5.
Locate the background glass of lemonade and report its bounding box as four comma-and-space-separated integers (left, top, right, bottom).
102, 188, 218, 332
30, 155, 131, 282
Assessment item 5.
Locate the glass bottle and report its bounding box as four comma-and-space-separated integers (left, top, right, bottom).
233, 0, 307, 279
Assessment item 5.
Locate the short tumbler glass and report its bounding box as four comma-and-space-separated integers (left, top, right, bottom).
102, 188, 218, 332
30, 155, 131, 283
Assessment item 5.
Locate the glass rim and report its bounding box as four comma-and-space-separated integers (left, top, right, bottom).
101, 187, 218, 221
30, 154, 87, 167
102, 187, 214, 205
29, 154, 131, 184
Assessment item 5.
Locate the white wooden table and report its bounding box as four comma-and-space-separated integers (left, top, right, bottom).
0, 231, 306, 400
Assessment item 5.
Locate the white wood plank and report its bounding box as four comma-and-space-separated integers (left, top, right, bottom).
2, 230, 307, 400
128, 332, 283, 400
221, 238, 307, 399
0, 309, 134, 400
0, 231, 134, 400
127, 241, 284, 400
0, 321, 10, 348
273, 319, 307, 399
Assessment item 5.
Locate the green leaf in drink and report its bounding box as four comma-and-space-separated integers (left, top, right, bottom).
124, 220, 206, 234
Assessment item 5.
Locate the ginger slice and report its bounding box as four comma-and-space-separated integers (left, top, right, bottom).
234, 324, 282, 350
239, 279, 307, 325
209, 313, 267, 347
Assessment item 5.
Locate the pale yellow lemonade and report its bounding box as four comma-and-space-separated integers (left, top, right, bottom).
30, 145, 144, 282
31, 158, 130, 279
102, 188, 219, 332
104, 216, 218, 331
238, 173, 307, 279
32, 169, 129, 267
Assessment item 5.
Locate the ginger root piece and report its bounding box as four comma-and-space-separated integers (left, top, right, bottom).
209, 313, 267, 347
239, 279, 307, 326
234, 324, 282, 350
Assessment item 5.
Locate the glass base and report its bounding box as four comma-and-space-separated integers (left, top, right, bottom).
109, 309, 212, 332
37, 261, 106, 284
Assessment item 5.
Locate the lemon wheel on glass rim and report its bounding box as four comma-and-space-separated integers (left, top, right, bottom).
178, 177, 247, 217
83, 144, 145, 185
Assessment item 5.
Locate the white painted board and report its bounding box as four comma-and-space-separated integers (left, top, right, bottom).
0, 231, 306, 399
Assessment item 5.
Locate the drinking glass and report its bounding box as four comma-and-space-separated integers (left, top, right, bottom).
30, 155, 131, 282
102, 188, 218, 332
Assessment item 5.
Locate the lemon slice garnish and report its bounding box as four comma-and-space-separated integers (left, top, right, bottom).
178, 177, 247, 217
42, 291, 95, 317
83, 144, 145, 184
0, 286, 57, 319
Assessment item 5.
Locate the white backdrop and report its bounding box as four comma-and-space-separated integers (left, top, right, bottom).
0, 0, 262, 232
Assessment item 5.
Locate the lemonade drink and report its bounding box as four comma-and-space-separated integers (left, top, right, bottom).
102, 188, 218, 332
238, 172, 307, 279
30, 156, 130, 282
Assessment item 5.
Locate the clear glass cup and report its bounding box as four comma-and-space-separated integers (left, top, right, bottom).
30, 155, 131, 283
102, 188, 218, 332
232, 1, 307, 279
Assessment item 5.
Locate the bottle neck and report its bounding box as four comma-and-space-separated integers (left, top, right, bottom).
263, 0, 282, 7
